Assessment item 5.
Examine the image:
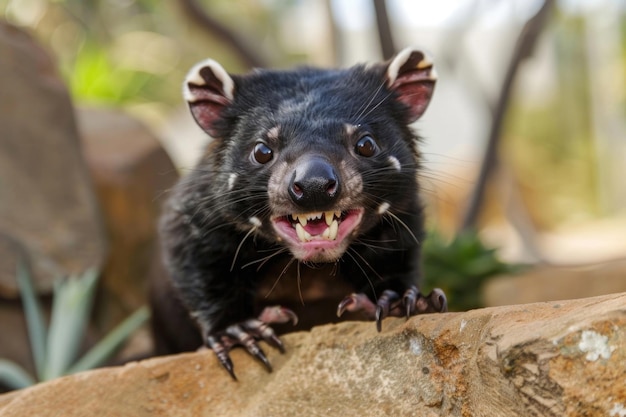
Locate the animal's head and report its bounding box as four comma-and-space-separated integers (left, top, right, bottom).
183, 48, 436, 263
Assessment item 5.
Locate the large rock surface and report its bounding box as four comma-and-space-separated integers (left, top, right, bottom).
0, 292, 624, 416
0, 21, 106, 296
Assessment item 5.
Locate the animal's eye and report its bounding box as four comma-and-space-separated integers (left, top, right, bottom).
252, 142, 273, 164
355, 135, 379, 157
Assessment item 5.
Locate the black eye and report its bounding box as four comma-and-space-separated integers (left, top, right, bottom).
355, 135, 378, 157
252, 142, 273, 164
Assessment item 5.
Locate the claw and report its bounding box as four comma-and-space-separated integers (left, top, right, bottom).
403, 286, 418, 318
208, 335, 238, 381
221, 356, 237, 381
375, 289, 401, 331
405, 286, 448, 315
227, 324, 274, 372
268, 334, 286, 354
430, 288, 448, 312
258, 306, 299, 326
375, 305, 383, 332
242, 318, 287, 354
202, 307, 295, 380
337, 295, 356, 317
250, 345, 272, 372
337, 286, 448, 334
337, 293, 377, 318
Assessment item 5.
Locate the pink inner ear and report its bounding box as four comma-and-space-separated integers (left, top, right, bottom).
190, 100, 225, 136
388, 51, 436, 122
187, 72, 233, 136
393, 79, 434, 122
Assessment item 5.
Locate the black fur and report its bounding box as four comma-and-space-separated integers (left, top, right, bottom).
152, 52, 435, 354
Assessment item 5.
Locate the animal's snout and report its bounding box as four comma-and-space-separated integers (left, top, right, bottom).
288, 156, 340, 210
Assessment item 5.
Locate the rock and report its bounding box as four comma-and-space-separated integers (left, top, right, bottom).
0, 292, 624, 416
76, 107, 178, 330
484, 258, 626, 306
0, 299, 35, 380
0, 21, 106, 297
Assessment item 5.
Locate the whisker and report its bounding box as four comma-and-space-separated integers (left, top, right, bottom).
344, 249, 377, 300
240, 247, 288, 270
353, 79, 387, 122
384, 211, 420, 245
230, 226, 257, 272
356, 89, 396, 123
297, 261, 305, 306
264, 258, 296, 299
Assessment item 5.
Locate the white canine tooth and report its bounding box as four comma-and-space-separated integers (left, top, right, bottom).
304, 230, 312, 240
325, 211, 334, 226
297, 215, 307, 227
329, 219, 339, 240
295, 222, 307, 242
322, 227, 331, 239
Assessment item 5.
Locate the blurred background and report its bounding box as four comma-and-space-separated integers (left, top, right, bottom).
0, 0, 625, 391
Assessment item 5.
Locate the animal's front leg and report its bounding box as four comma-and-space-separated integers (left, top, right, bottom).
337, 286, 447, 331
205, 306, 298, 380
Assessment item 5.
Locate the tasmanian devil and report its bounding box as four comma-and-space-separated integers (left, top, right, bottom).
151, 47, 447, 380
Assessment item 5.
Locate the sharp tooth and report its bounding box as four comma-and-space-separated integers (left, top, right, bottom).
329, 219, 339, 240
322, 227, 331, 239
325, 211, 334, 226
334, 210, 342, 219
295, 222, 307, 242
304, 230, 312, 240
298, 214, 307, 227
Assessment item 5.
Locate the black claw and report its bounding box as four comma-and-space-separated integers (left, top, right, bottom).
375, 305, 383, 332
403, 286, 418, 319
209, 335, 238, 381
431, 288, 448, 312
221, 356, 238, 381
337, 296, 354, 317
268, 334, 286, 354
251, 347, 273, 372
282, 308, 299, 326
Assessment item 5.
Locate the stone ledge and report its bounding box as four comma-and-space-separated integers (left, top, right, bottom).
1, 292, 624, 416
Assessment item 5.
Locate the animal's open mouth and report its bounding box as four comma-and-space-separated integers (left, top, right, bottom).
271, 209, 363, 260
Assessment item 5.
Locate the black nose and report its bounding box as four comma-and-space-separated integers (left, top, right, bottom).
288, 156, 341, 210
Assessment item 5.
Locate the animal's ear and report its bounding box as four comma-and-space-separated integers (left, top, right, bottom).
183, 59, 235, 137
385, 47, 437, 123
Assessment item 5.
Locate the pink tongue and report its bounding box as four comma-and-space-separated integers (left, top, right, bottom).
303, 219, 328, 235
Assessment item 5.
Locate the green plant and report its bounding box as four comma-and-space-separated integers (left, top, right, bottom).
422, 230, 523, 311
0, 263, 149, 390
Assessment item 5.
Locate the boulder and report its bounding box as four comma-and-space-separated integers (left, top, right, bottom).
76, 107, 178, 330
0, 292, 624, 416
0, 21, 106, 297
484, 258, 626, 306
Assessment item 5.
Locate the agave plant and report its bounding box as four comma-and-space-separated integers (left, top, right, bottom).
0, 263, 148, 390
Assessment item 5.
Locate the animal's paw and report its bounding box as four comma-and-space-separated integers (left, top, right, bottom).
337, 285, 447, 331
207, 306, 298, 380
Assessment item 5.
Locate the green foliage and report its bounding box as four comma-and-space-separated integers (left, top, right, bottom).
0, 264, 149, 390
69, 42, 153, 106
422, 230, 522, 311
